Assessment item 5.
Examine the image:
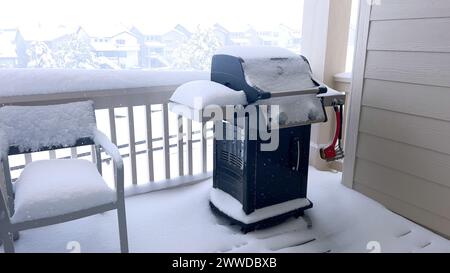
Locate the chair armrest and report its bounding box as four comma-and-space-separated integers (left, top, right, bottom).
0, 129, 14, 217
93, 129, 123, 168
93, 129, 125, 193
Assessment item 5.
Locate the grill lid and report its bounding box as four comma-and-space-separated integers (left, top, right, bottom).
215, 46, 318, 95
242, 57, 317, 94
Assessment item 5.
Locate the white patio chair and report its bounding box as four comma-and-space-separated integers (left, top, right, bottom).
0, 101, 128, 253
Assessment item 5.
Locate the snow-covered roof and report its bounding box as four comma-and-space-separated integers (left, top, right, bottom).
79, 24, 132, 38
0, 69, 209, 97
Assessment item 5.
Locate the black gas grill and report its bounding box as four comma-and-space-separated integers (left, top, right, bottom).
169, 46, 345, 233
209, 47, 330, 231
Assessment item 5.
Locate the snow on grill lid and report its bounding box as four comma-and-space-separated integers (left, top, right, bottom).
215, 46, 299, 59
242, 57, 316, 93
0, 100, 96, 153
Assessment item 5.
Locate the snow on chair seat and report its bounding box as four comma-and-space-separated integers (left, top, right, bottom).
11, 159, 116, 224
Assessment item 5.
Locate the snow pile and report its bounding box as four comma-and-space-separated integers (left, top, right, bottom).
169, 80, 248, 109
216, 46, 299, 59
93, 129, 123, 167
0, 101, 96, 152
12, 159, 116, 223
0, 69, 209, 97
210, 188, 310, 224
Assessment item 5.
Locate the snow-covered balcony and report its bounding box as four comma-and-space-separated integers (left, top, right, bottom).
3, 0, 450, 255
1, 69, 450, 253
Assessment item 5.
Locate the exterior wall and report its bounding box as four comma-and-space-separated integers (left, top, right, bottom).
302, 0, 352, 171
344, 0, 450, 238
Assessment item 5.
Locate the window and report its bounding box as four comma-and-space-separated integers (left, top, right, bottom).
97, 51, 127, 58
0, 0, 305, 71
345, 0, 359, 72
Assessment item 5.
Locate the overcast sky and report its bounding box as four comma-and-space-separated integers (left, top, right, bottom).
0, 0, 305, 32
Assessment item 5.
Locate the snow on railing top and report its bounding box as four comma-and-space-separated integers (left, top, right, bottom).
215, 46, 298, 59
0, 69, 209, 97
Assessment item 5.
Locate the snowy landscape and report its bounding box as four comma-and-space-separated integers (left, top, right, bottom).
2, 0, 450, 258
0, 24, 303, 71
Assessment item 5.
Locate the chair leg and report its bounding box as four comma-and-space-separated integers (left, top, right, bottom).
117, 203, 129, 253
0, 231, 19, 244
1, 232, 15, 253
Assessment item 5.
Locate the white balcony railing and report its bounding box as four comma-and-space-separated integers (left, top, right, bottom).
0, 69, 213, 195
0, 69, 353, 194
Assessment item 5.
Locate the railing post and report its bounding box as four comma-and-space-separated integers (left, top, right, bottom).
108, 108, 118, 145
145, 104, 155, 182
201, 121, 207, 173
24, 153, 32, 164
108, 108, 118, 186
162, 103, 171, 179
49, 150, 56, 160
127, 106, 138, 185
177, 116, 184, 176
187, 119, 193, 176
70, 148, 78, 159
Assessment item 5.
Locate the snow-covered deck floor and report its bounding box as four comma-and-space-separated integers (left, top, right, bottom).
2, 167, 450, 253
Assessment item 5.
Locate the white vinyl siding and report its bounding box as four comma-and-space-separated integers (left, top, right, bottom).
347, 0, 450, 237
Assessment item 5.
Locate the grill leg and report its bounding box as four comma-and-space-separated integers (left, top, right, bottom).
303, 213, 313, 229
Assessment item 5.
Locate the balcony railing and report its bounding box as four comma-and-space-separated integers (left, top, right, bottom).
0, 69, 212, 195
0, 69, 353, 195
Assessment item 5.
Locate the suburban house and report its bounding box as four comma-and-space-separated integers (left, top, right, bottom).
0, 29, 26, 68
79, 26, 140, 69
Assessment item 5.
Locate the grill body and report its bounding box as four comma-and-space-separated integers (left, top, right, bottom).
213, 119, 311, 215
208, 47, 326, 230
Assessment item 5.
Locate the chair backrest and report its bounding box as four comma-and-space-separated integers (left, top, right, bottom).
0, 100, 96, 155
